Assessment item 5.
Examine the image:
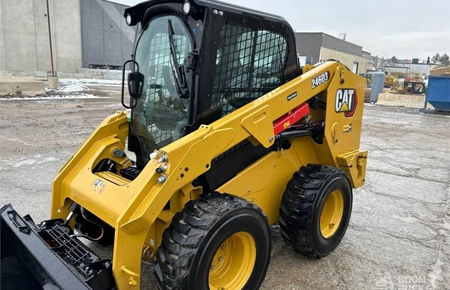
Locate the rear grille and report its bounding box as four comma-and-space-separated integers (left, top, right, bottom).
43, 224, 90, 265
35, 220, 116, 288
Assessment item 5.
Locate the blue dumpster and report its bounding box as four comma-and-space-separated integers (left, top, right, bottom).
425, 75, 450, 111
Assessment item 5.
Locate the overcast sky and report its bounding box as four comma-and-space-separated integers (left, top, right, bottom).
113, 0, 450, 60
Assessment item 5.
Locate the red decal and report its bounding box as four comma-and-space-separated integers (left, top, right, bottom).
344, 90, 358, 118
273, 103, 310, 135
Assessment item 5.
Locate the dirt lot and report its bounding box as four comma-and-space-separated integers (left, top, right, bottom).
0, 82, 449, 290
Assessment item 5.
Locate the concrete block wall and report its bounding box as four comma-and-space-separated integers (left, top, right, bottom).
0, 3, 6, 71
80, 0, 134, 68
320, 47, 371, 74
0, 76, 45, 96
0, 68, 125, 80
0, 0, 82, 73
54, 0, 83, 72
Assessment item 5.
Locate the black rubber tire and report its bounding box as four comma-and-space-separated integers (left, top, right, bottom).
155, 193, 272, 290
279, 164, 353, 257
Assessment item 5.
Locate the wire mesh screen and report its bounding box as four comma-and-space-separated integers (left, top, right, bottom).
212, 24, 288, 117
147, 124, 172, 145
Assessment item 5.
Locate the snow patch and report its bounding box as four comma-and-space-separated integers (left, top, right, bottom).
40, 157, 58, 163
59, 84, 89, 93
46, 83, 89, 94
428, 255, 444, 289
13, 159, 37, 167
441, 221, 450, 230
60, 78, 122, 85
10, 156, 59, 168
392, 214, 419, 223
1, 94, 104, 101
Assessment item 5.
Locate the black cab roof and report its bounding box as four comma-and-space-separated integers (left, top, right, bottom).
125, 0, 291, 27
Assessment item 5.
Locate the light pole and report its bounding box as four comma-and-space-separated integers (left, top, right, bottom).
45, 0, 58, 88
46, 0, 55, 77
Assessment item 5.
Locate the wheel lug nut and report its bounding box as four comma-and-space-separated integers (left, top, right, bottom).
211, 265, 215, 270
221, 245, 226, 250
219, 257, 223, 262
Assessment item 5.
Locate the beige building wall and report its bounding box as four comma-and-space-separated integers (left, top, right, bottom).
320, 47, 373, 74
0, 0, 82, 73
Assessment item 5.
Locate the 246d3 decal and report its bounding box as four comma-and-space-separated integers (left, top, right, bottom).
335, 89, 358, 117
311, 71, 330, 89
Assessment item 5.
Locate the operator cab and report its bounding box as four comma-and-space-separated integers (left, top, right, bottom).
123, 0, 299, 168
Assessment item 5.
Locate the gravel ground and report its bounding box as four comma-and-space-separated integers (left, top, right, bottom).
0, 82, 449, 290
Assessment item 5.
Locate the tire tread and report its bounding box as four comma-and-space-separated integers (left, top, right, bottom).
279, 164, 346, 257
155, 194, 267, 290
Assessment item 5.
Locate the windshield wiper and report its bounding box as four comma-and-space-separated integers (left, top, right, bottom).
167, 19, 189, 98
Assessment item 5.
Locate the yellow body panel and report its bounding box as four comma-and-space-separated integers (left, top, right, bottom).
50, 61, 368, 290
217, 140, 314, 225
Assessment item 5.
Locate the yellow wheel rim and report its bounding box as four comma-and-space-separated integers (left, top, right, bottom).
209, 232, 256, 290
320, 190, 344, 238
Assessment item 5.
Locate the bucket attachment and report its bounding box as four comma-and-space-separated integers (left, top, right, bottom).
0, 204, 116, 290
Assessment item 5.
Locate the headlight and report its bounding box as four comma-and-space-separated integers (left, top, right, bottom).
183, 1, 191, 14
125, 14, 133, 26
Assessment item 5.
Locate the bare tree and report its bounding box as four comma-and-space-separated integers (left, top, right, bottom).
389, 56, 398, 65
431, 53, 441, 64
440, 54, 450, 66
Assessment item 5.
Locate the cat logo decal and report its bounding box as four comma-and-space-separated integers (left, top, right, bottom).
335, 89, 358, 117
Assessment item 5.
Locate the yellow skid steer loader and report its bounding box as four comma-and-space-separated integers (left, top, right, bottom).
1, 0, 367, 289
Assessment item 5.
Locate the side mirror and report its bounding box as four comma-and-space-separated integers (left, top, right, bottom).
127, 72, 144, 99
121, 59, 142, 109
